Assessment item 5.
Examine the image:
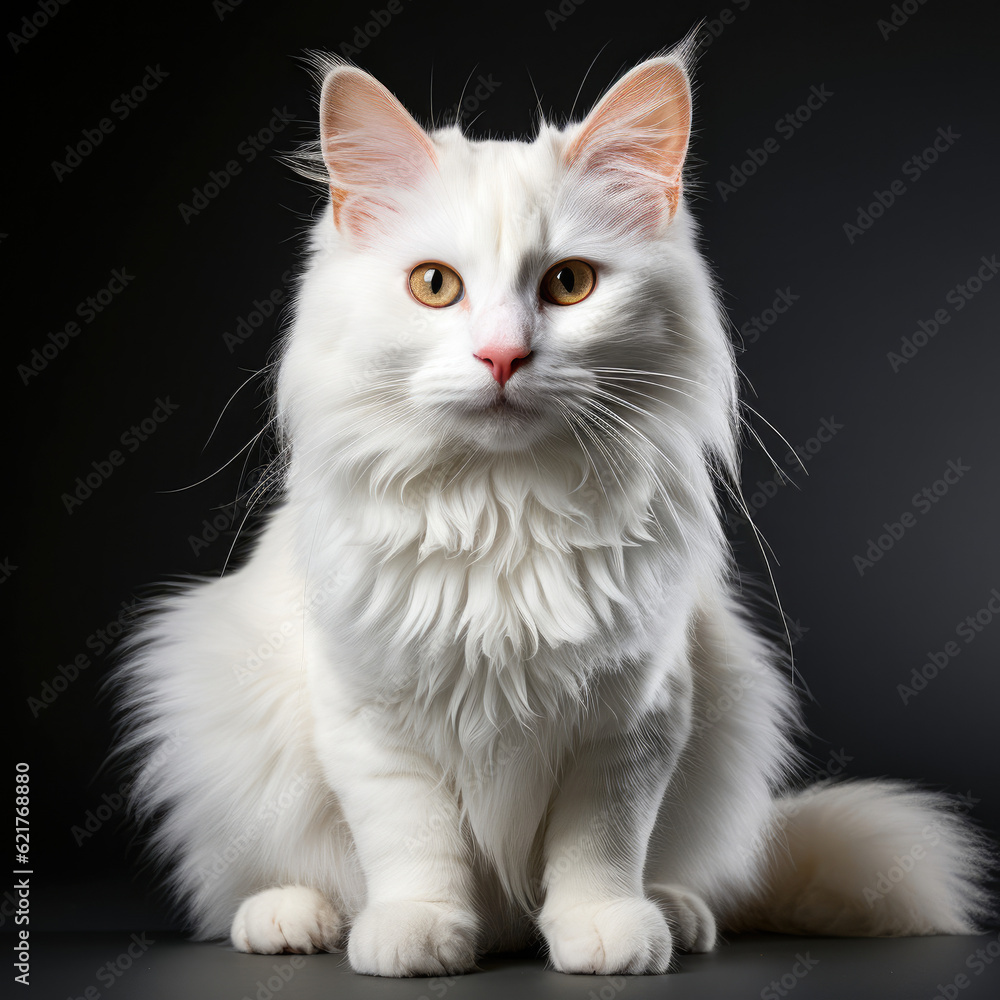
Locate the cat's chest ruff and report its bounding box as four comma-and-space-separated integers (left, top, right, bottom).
351, 467, 659, 669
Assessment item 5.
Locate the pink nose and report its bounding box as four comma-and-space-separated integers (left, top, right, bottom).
473, 345, 532, 387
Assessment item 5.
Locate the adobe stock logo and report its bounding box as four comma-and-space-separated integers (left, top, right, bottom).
177, 108, 296, 225
896, 588, 1000, 705
852, 459, 971, 576
716, 84, 834, 202
739, 287, 800, 345
7, 0, 72, 53
18, 267, 135, 385
693, 0, 752, 54
886, 254, 998, 372
51, 65, 169, 182
877, 0, 931, 40
545, 0, 588, 31
337, 1, 416, 58
842, 127, 961, 244
61, 397, 181, 514
435, 74, 502, 128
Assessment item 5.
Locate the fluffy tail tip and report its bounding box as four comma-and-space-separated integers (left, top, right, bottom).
730, 779, 995, 937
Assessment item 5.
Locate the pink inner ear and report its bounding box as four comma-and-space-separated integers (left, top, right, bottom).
320, 68, 437, 236
566, 61, 691, 222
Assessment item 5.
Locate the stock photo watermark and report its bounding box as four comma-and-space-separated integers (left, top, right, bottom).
436, 74, 502, 128
231, 569, 347, 684
860, 789, 980, 916
862, 823, 941, 908
582, 976, 628, 1000
739, 287, 799, 346
26, 598, 138, 717
61, 397, 181, 514
728, 415, 843, 529
12, 763, 31, 985
222, 269, 294, 352
896, 588, 1000, 704
18, 267, 135, 385
542, 806, 615, 888
690, 622, 809, 738
195, 773, 312, 888
70, 730, 186, 846
51, 65, 170, 182
7, 0, 71, 53
716, 84, 833, 202
186, 469, 269, 558
886, 253, 998, 372
760, 952, 820, 999
852, 458, 970, 576
877, 0, 931, 40
545, 0, 588, 31
842, 126, 960, 244
64, 932, 155, 998
931, 930, 1000, 1000
416, 973, 465, 1000
178, 108, 297, 224
239, 955, 309, 1000
213, 0, 246, 20
337, 0, 417, 58
693, 0, 752, 54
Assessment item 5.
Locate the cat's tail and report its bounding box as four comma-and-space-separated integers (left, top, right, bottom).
727, 779, 995, 937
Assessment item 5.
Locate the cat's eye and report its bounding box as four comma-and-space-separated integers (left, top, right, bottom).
408, 262, 465, 308
540, 259, 596, 306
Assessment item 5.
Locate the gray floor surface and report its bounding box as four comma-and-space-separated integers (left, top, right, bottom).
21, 929, 1000, 1000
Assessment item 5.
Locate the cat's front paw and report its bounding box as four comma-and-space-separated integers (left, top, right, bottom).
231, 885, 343, 954
539, 895, 673, 974
648, 883, 717, 953
347, 899, 479, 977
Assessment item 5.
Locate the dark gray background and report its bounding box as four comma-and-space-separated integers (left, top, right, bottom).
6, 0, 999, 994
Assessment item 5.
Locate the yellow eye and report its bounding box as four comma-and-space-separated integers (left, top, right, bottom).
408, 262, 464, 307
540, 259, 596, 305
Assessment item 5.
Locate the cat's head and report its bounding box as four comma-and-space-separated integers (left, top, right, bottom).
277, 48, 737, 499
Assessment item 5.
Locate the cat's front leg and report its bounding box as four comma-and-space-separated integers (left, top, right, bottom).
313, 706, 479, 977
538, 692, 706, 975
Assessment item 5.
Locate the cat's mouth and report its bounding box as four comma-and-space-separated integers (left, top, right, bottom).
485, 393, 518, 413
452, 390, 548, 446
470, 390, 538, 419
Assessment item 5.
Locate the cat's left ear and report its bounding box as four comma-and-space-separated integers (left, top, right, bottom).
565, 57, 692, 226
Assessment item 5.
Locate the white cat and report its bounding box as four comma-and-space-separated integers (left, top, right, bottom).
115, 44, 991, 976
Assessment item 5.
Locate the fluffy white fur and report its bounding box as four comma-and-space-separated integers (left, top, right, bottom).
114, 45, 992, 977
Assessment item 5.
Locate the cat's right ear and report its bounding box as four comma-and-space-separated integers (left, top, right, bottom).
319, 64, 437, 237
